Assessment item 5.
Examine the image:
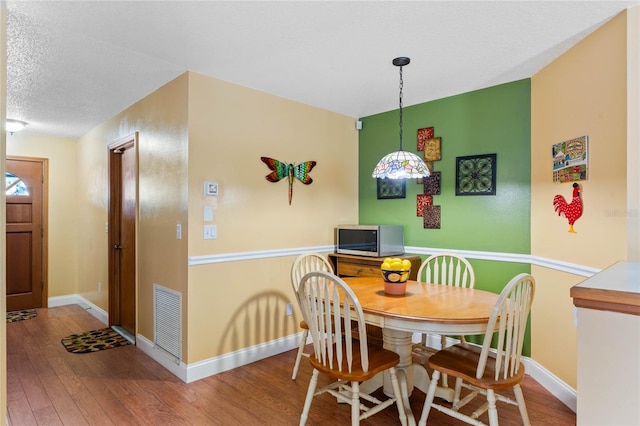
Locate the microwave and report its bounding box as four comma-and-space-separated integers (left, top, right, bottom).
335, 225, 405, 257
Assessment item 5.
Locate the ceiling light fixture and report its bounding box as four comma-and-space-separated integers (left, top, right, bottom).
372, 57, 430, 180
6, 119, 27, 135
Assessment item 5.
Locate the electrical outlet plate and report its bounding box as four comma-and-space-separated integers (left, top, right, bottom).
204, 225, 217, 240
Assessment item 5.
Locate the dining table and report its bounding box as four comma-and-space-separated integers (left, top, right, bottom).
342, 276, 500, 425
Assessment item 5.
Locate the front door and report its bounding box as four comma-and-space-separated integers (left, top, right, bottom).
108, 133, 137, 340
6, 157, 46, 311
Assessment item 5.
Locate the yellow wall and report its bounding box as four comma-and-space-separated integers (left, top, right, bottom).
185, 72, 358, 362
531, 10, 631, 388
76, 73, 190, 346
628, 6, 640, 261
73, 71, 357, 363
7, 135, 80, 298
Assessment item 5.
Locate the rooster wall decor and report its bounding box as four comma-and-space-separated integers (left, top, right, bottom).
260, 157, 316, 205
553, 182, 583, 233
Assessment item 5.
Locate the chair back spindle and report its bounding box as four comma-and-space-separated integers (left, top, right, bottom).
289, 253, 334, 381
419, 273, 535, 426
297, 271, 407, 425
298, 271, 369, 374
478, 273, 535, 381
418, 253, 475, 288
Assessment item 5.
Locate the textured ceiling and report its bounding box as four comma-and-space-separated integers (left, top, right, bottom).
5, 0, 639, 139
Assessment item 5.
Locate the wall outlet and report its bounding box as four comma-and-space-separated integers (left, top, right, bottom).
204, 225, 217, 240
98, 282, 102, 293
286, 303, 293, 316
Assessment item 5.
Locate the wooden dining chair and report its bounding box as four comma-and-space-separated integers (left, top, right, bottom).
290, 253, 334, 380
413, 253, 476, 357
297, 271, 407, 426
419, 273, 535, 426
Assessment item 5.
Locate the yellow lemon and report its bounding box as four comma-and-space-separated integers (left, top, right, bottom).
381, 262, 392, 270
401, 259, 412, 270
390, 260, 403, 270
384, 257, 393, 264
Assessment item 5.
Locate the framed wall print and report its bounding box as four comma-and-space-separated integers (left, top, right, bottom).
377, 178, 406, 199
455, 153, 497, 196
552, 135, 588, 183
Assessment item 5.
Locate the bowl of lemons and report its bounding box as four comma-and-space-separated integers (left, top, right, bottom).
381, 258, 412, 295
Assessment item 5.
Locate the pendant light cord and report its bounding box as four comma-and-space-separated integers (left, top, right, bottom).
398, 65, 404, 151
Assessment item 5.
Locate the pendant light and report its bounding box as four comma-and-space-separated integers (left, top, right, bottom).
372, 57, 430, 179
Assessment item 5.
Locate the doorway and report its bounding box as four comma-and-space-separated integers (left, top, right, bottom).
5, 157, 47, 311
108, 133, 138, 342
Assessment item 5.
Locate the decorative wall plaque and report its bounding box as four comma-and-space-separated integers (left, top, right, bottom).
417, 127, 434, 151
423, 171, 441, 196
423, 137, 441, 162
377, 178, 406, 199
423, 205, 441, 229
455, 154, 497, 196
416, 194, 433, 217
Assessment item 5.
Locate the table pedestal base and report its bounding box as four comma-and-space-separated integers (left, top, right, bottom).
357, 328, 455, 425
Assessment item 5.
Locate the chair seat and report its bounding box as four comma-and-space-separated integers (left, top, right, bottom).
428, 343, 525, 390
309, 341, 400, 382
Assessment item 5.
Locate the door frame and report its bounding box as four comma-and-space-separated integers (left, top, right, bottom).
107, 133, 138, 334
6, 156, 49, 309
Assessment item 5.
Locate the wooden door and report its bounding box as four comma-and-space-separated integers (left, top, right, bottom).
6, 157, 46, 311
108, 134, 137, 339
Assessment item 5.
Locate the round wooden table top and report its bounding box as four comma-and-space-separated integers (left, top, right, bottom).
343, 276, 499, 325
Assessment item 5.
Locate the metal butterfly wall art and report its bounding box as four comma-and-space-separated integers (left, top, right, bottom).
260, 156, 317, 205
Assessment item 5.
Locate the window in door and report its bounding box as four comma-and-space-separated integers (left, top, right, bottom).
6, 172, 30, 195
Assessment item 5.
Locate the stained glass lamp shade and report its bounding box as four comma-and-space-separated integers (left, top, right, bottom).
372, 150, 430, 179
372, 57, 430, 180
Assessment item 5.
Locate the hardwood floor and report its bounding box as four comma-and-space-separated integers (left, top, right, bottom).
6, 305, 576, 425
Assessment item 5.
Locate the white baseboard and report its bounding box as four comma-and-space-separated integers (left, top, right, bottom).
522, 357, 577, 412
49, 298, 576, 412
136, 330, 304, 384
48, 294, 108, 324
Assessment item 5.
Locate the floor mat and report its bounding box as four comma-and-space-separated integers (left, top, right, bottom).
6, 309, 37, 323
61, 327, 131, 354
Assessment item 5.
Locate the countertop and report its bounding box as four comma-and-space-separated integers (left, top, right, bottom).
570, 261, 640, 316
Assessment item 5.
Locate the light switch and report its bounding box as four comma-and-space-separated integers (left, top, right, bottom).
204, 205, 214, 222
204, 225, 217, 240
176, 223, 182, 240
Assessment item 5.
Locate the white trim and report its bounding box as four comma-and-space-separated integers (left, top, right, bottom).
188, 244, 601, 278
136, 334, 188, 382
48, 294, 108, 324
523, 357, 577, 412
188, 245, 334, 265
136, 330, 305, 383
404, 246, 600, 277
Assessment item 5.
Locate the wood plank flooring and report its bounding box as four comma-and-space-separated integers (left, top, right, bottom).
6, 305, 576, 425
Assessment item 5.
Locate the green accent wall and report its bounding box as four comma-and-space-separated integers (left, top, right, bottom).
359, 79, 531, 254
358, 79, 533, 354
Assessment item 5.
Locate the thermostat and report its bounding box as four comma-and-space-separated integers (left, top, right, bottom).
204, 181, 218, 196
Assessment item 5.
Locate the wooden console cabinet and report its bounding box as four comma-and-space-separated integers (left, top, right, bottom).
328, 253, 422, 281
